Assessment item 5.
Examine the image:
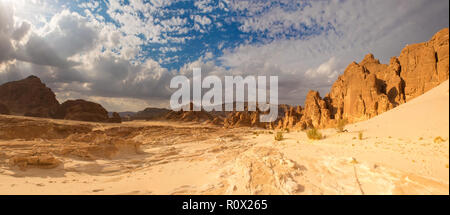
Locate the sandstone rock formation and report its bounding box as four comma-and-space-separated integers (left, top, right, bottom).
108, 112, 122, 123
0, 103, 9, 115
300, 91, 333, 128
165, 108, 219, 124
54, 99, 110, 122
326, 57, 394, 123
223, 109, 264, 128
132, 107, 170, 120
0, 76, 60, 117
223, 28, 449, 130
10, 154, 61, 170
0, 116, 141, 170
399, 28, 449, 101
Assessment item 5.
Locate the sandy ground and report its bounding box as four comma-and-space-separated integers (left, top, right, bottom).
0, 81, 448, 195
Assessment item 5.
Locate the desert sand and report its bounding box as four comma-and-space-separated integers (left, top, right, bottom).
0, 81, 448, 195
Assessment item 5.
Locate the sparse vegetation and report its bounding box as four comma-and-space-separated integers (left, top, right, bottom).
274, 131, 283, 141
336, 118, 348, 133
358, 131, 363, 140
306, 128, 323, 140
434, 136, 445, 143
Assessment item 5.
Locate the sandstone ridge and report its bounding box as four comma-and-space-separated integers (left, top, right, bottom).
224, 28, 449, 129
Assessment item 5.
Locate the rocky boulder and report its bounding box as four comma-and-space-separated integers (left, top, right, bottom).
54, 99, 109, 122
0, 76, 60, 117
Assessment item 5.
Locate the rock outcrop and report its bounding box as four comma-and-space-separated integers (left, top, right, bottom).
326, 57, 394, 123
398, 28, 449, 101
223, 109, 264, 128
54, 99, 110, 122
0, 76, 60, 117
108, 112, 122, 123
0, 103, 9, 115
161, 103, 223, 125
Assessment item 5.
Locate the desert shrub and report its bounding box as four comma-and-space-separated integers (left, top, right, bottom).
274, 131, 283, 141
336, 118, 348, 133
358, 131, 363, 140
306, 128, 322, 140
284, 128, 290, 133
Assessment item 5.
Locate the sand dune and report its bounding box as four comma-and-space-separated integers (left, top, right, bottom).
0, 81, 448, 195
348, 80, 449, 140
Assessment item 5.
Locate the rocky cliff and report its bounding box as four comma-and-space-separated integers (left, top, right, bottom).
224, 28, 449, 129
0, 76, 60, 117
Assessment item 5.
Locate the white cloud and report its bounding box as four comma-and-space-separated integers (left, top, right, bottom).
195, 0, 214, 13
192, 15, 212, 26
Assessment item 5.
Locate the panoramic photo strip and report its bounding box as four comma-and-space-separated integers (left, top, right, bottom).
0, 0, 449, 212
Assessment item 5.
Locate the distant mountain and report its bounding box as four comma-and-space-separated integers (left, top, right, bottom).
0, 75, 59, 117
0, 76, 121, 123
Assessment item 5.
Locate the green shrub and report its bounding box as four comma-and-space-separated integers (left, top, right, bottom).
274, 131, 283, 141
306, 128, 322, 140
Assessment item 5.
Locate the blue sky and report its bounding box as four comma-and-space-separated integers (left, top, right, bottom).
65, 0, 330, 70
0, 0, 449, 111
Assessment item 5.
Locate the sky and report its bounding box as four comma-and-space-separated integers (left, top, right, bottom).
0, 0, 449, 112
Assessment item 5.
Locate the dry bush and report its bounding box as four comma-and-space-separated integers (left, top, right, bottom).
336, 118, 348, 133
274, 131, 283, 141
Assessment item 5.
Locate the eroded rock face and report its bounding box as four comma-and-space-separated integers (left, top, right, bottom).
54, 99, 109, 122
0, 76, 60, 117
399, 28, 449, 101
301, 90, 332, 128
224, 110, 264, 128
0, 103, 9, 115
327, 59, 393, 123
